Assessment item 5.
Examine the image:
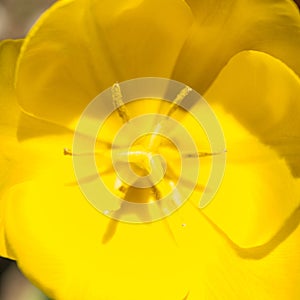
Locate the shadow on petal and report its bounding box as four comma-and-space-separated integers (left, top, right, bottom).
202, 205, 300, 259
17, 112, 72, 142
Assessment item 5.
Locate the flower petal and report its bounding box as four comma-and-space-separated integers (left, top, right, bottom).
206, 50, 300, 177
201, 50, 300, 248
0, 40, 72, 259
4, 163, 300, 299
16, 0, 193, 129
2, 106, 300, 298
0, 123, 73, 259
185, 208, 300, 299
173, 0, 300, 92
0, 39, 22, 259
3, 166, 190, 299
0, 40, 22, 122
0, 39, 22, 188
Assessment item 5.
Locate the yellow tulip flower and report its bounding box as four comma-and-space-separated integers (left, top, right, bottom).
1, 0, 300, 299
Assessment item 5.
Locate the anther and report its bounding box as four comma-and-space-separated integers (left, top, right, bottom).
111, 83, 130, 123
167, 86, 191, 117
151, 185, 161, 200
63, 148, 73, 156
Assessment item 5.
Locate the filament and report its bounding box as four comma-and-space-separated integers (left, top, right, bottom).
183, 149, 227, 158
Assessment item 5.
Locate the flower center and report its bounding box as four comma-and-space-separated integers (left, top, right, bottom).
128, 147, 153, 178
128, 134, 178, 177
96, 107, 182, 204
70, 78, 227, 223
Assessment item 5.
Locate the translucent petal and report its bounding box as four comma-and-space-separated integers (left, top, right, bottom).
168, 202, 300, 299
4, 167, 300, 299
0, 39, 72, 258
2, 103, 300, 298
206, 50, 300, 177
173, 0, 300, 93
201, 50, 300, 248
0, 40, 22, 124
0, 39, 22, 259
16, 0, 193, 129
3, 170, 190, 299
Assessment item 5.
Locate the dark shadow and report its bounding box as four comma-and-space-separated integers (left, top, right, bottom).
102, 219, 119, 245
264, 135, 300, 178
64, 168, 113, 187
17, 112, 72, 142
214, 98, 300, 178
201, 205, 300, 259
0, 257, 13, 275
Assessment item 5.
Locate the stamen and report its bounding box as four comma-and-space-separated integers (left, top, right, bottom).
141, 87, 191, 151
63, 148, 73, 156
111, 83, 130, 123
63, 148, 108, 157
151, 185, 161, 200
183, 149, 227, 158
167, 86, 191, 117
146, 86, 191, 150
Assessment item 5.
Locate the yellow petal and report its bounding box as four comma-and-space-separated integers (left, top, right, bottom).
201, 50, 300, 248
2, 99, 300, 298
0, 39, 22, 190
0, 40, 22, 121
16, 0, 193, 129
4, 165, 300, 299
185, 209, 300, 299
0, 122, 72, 259
0, 40, 72, 258
207, 50, 300, 178
3, 169, 190, 299
0, 39, 22, 259
173, 0, 300, 93
0, 42, 67, 194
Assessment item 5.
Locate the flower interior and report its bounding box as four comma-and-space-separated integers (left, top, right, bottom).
94, 98, 211, 206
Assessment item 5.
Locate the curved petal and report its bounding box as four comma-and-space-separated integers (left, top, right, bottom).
185, 207, 300, 299
0, 39, 22, 188
173, 0, 300, 93
2, 91, 300, 298
4, 166, 300, 299
206, 50, 300, 177
3, 167, 190, 299
0, 40, 72, 258
0, 40, 22, 123
201, 50, 300, 248
0, 122, 72, 259
16, 0, 193, 129
0, 39, 22, 259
